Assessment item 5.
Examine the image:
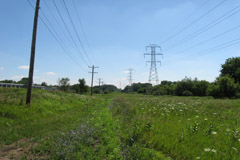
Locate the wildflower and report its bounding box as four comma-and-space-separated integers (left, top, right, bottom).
213, 113, 217, 115
238, 139, 240, 142
196, 157, 200, 159
211, 149, 217, 153
187, 118, 191, 121
204, 118, 208, 121
204, 148, 211, 152
212, 131, 217, 135
196, 115, 199, 118
180, 109, 183, 112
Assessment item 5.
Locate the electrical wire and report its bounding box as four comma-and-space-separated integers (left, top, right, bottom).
27, 0, 88, 71
62, 0, 92, 65
163, 37, 240, 67
164, 4, 240, 51
72, 0, 97, 64
166, 24, 240, 58
160, 0, 226, 45
52, 0, 89, 66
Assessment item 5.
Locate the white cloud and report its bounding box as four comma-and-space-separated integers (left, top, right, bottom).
0, 67, 3, 70
11, 75, 24, 80
18, 65, 29, 70
45, 72, 57, 76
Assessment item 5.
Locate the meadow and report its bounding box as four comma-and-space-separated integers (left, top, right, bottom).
0, 88, 240, 159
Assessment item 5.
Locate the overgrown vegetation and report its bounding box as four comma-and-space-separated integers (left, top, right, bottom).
1, 88, 240, 159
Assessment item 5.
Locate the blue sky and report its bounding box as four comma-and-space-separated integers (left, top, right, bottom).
0, 0, 240, 88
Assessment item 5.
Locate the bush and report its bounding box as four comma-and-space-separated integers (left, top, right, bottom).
207, 76, 238, 98
206, 84, 220, 98
217, 76, 237, 98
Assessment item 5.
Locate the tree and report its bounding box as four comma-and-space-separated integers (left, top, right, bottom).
220, 57, 240, 83
206, 84, 220, 98
175, 77, 194, 96
192, 80, 209, 96
58, 78, 70, 91
217, 76, 237, 98
207, 76, 237, 98
0, 80, 16, 83
17, 77, 29, 85
78, 79, 88, 94
41, 82, 47, 86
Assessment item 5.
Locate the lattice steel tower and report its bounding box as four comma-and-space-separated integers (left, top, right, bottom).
127, 68, 133, 86
144, 44, 163, 85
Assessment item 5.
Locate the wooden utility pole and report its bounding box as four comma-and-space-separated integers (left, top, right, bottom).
97, 78, 102, 95
88, 65, 98, 96
26, 0, 40, 105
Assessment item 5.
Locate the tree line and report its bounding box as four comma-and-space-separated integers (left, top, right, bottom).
123, 57, 240, 98
1, 57, 239, 98
0, 77, 119, 94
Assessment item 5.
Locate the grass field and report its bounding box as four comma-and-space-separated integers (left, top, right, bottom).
0, 88, 240, 159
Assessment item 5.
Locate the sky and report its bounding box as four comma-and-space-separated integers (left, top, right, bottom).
0, 0, 240, 88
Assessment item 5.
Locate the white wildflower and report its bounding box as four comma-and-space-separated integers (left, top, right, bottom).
196, 157, 200, 159
212, 131, 217, 135
211, 149, 217, 153
196, 116, 199, 118
204, 148, 211, 152
204, 118, 208, 121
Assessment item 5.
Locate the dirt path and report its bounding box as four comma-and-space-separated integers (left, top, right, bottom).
0, 139, 48, 160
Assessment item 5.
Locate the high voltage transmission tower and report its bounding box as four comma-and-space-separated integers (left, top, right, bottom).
127, 68, 134, 93
144, 44, 163, 85
127, 68, 133, 86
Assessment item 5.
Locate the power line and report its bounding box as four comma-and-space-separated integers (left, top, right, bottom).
166, 23, 240, 58
42, 0, 72, 45
52, 0, 89, 66
62, 0, 92, 65
27, 0, 88, 71
71, 0, 96, 64
164, 4, 240, 52
164, 37, 240, 66
160, 0, 227, 45
42, 0, 87, 69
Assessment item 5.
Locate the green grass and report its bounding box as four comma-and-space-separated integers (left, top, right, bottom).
1, 88, 240, 159
110, 95, 240, 159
